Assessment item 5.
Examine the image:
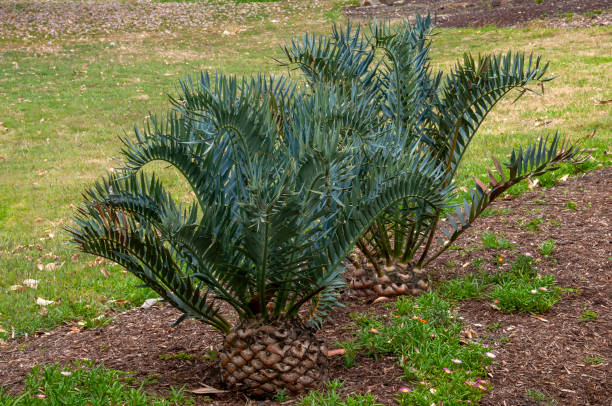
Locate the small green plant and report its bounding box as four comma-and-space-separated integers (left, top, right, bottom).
159, 352, 195, 361
526, 389, 555, 404
578, 309, 598, 322
472, 258, 485, 270
299, 380, 382, 406
140, 373, 162, 386
274, 388, 290, 403
566, 201, 578, 210
335, 338, 362, 368
534, 0, 543, 4
201, 349, 218, 361
486, 322, 502, 331
481, 232, 515, 250
0, 361, 192, 405
489, 274, 562, 313
439, 273, 488, 300
539, 239, 555, 257
523, 217, 544, 232
562, 12, 575, 19
584, 355, 604, 365
481, 207, 510, 217
500, 336, 510, 344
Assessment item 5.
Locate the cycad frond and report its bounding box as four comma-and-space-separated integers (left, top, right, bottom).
432, 52, 551, 177
425, 133, 584, 267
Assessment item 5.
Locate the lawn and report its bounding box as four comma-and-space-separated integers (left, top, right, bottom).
0, 2, 610, 403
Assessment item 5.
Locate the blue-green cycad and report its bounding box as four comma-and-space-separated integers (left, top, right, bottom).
283, 17, 584, 296
68, 71, 450, 395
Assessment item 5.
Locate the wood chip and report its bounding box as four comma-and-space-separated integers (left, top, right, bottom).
530, 314, 548, 323
327, 348, 346, 356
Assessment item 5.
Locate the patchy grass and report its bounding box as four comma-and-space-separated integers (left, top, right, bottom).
299, 379, 382, 406
439, 254, 563, 314
481, 232, 515, 250
346, 294, 494, 405
0, 361, 194, 405
0, 1, 610, 339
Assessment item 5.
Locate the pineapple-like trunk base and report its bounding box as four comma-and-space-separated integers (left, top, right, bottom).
219, 318, 327, 397
349, 261, 429, 298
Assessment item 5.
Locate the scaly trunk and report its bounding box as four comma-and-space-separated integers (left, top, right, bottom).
219, 318, 327, 397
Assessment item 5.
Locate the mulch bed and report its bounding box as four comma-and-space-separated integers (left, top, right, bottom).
345, 0, 612, 28
1, 166, 610, 405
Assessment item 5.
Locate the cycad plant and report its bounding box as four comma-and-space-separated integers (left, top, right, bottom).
67, 69, 452, 395
281, 16, 584, 297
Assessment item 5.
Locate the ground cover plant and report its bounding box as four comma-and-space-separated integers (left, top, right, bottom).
439, 254, 563, 313
347, 293, 496, 405
0, 361, 193, 406
0, 0, 611, 404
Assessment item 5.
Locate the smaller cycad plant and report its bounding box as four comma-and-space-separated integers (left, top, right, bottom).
282, 16, 585, 298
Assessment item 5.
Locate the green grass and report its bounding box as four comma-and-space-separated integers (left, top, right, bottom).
299, 380, 382, 406
158, 352, 195, 361
0, 0, 610, 339
345, 294, 495, 405
0, 361, 194, 405
481, 232, 515, 250
439, 254, 564, 314
584, 355, 604, 365
578, 309, 598, 322
539, 238, 555, 257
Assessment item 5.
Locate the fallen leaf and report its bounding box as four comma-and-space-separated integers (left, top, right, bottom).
327, 348, 346, 356
23, 279, 39, 289
598, 99, 612, 105
141, 298, 161, 309
191, 384, 227, 395
100, 268, 110, 278
71, 253, 79, 263
368, 328, 380, 334
372, 296, 388, 303
36, 297, 55, 306
462, 329, 477, 339
559, 174, 569, 182
10, 285, 25, 292
527, 178, 539, 190
45, 262, 60, 271
36, 262, 44, 271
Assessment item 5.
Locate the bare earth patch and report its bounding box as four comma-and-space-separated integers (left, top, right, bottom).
0, 0, 313, 39
345, 0, 612, 28
0, 167, 610, 404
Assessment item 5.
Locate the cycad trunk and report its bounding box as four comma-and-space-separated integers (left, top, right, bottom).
219, 318, 327, 397
348, 260, 429, 298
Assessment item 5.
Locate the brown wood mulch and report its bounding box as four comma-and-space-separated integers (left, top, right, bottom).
0, 166, 610, 405
344, 0, 612, 28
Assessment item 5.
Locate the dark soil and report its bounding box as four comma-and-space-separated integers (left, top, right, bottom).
345, 0, 612, 28
0, 166, 610, 405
